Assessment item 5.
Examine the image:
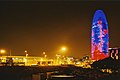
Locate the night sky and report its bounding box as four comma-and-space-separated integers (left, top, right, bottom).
0, 1, 120, 58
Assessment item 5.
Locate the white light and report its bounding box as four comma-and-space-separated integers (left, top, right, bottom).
0, 49, 6, 54
61, 47, 67, 51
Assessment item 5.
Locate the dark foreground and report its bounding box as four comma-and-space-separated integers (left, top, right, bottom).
0, 66, 120, 80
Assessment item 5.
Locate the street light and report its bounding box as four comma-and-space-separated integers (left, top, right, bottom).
0, 49, 12, 56
43, 52, 47, 58
61, 46, 67, 54
45, 55, 47, 58
43, 52, 45, 55
61, 47, 67, 52
0, 49, 6, 54
25, 50, 28, 57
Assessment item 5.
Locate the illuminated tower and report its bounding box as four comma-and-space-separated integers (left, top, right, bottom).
91, 10, 109, 60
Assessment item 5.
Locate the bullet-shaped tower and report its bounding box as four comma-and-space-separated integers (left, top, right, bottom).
91, 10, 109, 60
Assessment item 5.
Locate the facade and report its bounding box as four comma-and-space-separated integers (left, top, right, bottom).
91, 10, 109, 60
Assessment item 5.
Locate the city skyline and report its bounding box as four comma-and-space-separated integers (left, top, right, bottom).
0, 1, 120, 58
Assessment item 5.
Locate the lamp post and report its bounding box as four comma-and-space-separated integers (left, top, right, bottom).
61, 47, 67, 64
61, 46, 67, 56
24, 50, 28, 66
56, 46, 67, 65
0, 49, 6, 60
0, 49, 6, 57
25, 50, 28, 57
0, 49, 12, 56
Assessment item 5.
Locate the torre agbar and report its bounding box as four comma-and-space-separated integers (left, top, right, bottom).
91, 10, 109, 60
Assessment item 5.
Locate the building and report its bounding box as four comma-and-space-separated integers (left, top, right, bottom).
109, 48, 120, 60
91, 10, 109, 60
0, 56, 53, 66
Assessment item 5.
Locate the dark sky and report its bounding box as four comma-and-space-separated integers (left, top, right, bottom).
0, 1, 120, 58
